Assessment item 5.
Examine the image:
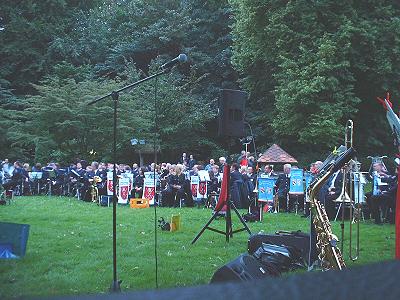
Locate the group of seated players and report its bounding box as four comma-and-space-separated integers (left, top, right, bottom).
0, 152, 397, 225
273, 159, 397, 225
0, 155, 257, 208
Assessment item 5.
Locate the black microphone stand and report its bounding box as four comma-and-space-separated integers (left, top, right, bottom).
88, 68, 169, 292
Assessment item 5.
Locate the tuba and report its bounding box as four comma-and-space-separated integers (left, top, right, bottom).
90, 176, 102, 203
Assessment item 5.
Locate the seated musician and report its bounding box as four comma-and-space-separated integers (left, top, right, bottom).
323, 169, 343, 220
218, 157, 226, 173
208, 170, 219, 194
162, 164, 186, 207
366, 162, 393, 224
211, 165, 220, 178
131, 163, 139, 178
2, 161, 25, 192
133, 167, 146, 198
205, 159, 216, 172
51, 163, 65, 195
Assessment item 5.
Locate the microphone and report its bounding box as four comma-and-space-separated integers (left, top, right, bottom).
161, 54, 188, 70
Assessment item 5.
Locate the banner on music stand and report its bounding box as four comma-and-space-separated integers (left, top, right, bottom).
198, 181, 207, 199
144, 171, 160, 182
258, 177, 276, 202
304, 172, 313, 191
107, 172, 113, 196
118, 177, 130, 204
353, 172, 366, 203
143, 177, 155, 205
121, 173, 134, 192
289, 169, 304, 194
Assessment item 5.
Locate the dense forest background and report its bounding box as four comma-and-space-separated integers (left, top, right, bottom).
1, 0, 400, 167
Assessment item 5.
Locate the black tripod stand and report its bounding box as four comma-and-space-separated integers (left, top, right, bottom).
192, 164, 252, 244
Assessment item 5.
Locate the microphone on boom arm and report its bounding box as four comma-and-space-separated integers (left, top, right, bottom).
161, 54, 188, 70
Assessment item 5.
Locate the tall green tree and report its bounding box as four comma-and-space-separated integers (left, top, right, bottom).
6, 62, 215, 164
230, 0, 400, 160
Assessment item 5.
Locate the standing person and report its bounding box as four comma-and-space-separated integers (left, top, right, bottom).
275, 164, 292, 212
188, 154, 197, 170
248, 156, 255, 169
230, 163, 247, 208
263, 165, 277, 178
179, 152, 188, 165
237, 150, 248, 166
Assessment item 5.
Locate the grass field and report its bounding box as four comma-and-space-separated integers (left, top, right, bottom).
0, 196, 396, 299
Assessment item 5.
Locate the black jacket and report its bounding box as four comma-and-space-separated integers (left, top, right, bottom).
275, 173, 290, 197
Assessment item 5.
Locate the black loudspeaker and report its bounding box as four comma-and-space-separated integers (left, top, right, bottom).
218, 89, 247, 137
248, 231, 317, 266
0, 222, 30, 257
210, 253, 276, 283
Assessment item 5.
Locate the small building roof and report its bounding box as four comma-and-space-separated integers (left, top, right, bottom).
258, 144, 298, 164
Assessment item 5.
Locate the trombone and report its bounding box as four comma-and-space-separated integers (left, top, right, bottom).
339, 119, 360, 261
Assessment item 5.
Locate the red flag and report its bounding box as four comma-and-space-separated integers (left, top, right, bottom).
215, 165, 229, 212
396, 165, 400, 259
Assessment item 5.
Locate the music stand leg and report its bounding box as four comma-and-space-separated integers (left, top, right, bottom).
334, 202, 342, 221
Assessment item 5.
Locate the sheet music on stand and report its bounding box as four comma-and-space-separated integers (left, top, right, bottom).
29, 172, 43, 180
198, 170, 210, 182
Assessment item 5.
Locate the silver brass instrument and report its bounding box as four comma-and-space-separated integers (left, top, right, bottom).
335, 120, 360, 260
308, 147, 356, 270
349, 159, 361, 261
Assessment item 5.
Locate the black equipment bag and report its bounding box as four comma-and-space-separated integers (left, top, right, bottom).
210, 253, 279, 284
252, 243, 306, 272
248, 230, 317, 266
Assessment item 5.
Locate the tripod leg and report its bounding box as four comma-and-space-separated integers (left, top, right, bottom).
191, 210, 221, 244
230, 201, 252, 235
226, 205, 232, 241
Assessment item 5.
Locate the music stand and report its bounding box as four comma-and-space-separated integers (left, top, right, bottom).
191, 164, 251, 244
29, 172, 42, 195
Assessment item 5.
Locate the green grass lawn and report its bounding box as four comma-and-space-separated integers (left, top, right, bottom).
0, 196, 396, 299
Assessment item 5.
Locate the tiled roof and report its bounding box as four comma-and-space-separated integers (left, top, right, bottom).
258, 144, 298, 163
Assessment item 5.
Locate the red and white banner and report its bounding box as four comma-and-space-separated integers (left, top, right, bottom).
143, 177, 155, 205
190, 175, 207, 199
121, 173, 134, 192
107, 172, 113, 196
118, 177, 130, 204
198, 181, 207, 199
190, 176, 199, 197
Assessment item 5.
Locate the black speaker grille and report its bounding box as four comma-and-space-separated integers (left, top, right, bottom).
218, 89, 247, 137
